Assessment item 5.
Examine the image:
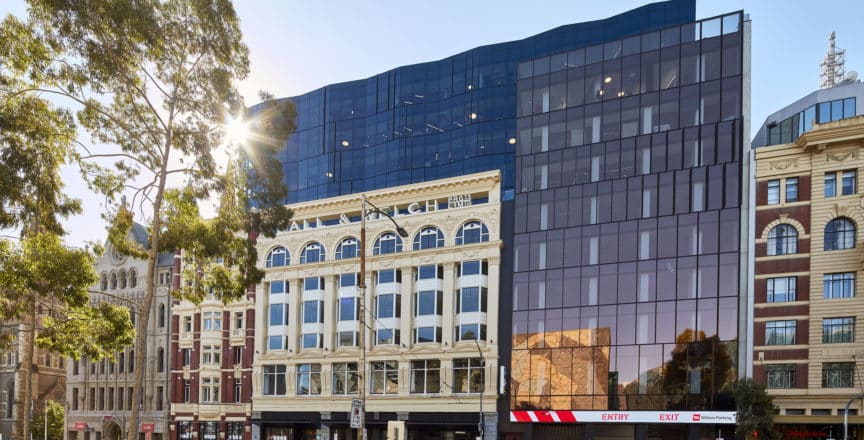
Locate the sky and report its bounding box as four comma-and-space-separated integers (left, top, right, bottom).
3, 0, 864, 247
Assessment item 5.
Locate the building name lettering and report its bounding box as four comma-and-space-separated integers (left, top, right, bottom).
448, 194, 472, 208
284, 197, 474, 234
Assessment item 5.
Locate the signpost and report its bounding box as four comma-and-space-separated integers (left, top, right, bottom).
350, 399, 363, 429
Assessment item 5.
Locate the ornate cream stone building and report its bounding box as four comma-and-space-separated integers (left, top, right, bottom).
252, 170, 502, 440
66, 224, 175, 440
754, 116, 864, 436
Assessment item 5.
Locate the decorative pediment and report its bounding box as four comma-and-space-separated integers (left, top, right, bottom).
768, 159, 798, 170
340, 264, 355, 273
826, 150, 857, 162
418, 255, 435, 264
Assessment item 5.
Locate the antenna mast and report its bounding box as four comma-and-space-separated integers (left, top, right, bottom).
820, 31, 846, 89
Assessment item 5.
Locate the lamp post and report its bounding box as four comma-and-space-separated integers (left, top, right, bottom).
843, 393, 864, 439
474, 339, 485, 440
356, 195, 408, 440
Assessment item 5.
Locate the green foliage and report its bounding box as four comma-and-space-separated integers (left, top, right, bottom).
38, 302, 135, 360
0, 76, 81, 236
30, 400, 64, 440
3, 2, 295, 439
108, 207, 148, 259
731, 378, 780, 440
0, 233, 134, 360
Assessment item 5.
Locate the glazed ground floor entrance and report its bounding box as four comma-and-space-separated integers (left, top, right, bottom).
255, 411, 488, 440
502, 423, 734, 440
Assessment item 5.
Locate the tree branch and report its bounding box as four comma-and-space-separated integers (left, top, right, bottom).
3, 88, 158, 156
87, 290, 142, 310
79, 153, 157, 173
126, 73, 169, 133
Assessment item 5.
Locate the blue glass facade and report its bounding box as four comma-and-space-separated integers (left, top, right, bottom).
253, 1, 753, 437
257, 0, 695, 204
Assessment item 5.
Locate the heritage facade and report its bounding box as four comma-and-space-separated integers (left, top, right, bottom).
252, 170, 502, 440
66, 224, 174, 440
168, 258, 255, 440
754, 116, 864, 437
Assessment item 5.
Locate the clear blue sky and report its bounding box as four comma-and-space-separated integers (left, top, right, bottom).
231, 0, 864, 131
3, 0, 864, 246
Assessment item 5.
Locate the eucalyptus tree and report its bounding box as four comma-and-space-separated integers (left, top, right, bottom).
1, 25, 136, 440
1, 2, 295, 439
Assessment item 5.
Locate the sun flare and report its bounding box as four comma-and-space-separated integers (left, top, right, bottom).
223, 114, 250, 147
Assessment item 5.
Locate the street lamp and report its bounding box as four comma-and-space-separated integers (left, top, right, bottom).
357, 195, 408, 440
843, 393, 864, 439
474, 339, 485, 440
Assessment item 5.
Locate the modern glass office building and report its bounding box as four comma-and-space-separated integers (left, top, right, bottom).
250, 1, 751, 439
509, 10, 749, 440
260, 1, 696, 205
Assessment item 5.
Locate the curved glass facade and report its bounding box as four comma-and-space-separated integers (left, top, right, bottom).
255, 0, 695, 204
511, 11, 745, 412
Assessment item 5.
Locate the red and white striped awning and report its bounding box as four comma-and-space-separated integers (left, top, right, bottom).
510, 410, 736, 424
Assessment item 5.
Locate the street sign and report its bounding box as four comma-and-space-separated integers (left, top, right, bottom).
350, 399, 363, 429
142, 424, 155, 433
74, 422, 87, 431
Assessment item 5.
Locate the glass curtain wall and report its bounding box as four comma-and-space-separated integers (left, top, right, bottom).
511, 12, 743, 412
252, 0, 695, 204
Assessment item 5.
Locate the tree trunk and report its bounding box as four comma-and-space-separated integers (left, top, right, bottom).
126, 140, 171, 440
18, 306, 36, 440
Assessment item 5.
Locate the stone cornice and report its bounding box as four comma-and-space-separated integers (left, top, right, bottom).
283, 170, 500, 218
796, 115, 864, 151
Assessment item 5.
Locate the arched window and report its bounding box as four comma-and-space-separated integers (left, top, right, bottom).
767, 224, 798, 256
119, 270, 127, 289
157, 347, 165, 373
266, 246, 289, 268
100, 274, 108, 291
110, 273, 118, 290
158, 304, 166, 328
413, 227, 444, 250
825, 217, 856, 250
373, 232, 403, 255
456, 221, 490, 245
300, 242, 326, 263
128, 269, 137, 288
335, 237, 359, 259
